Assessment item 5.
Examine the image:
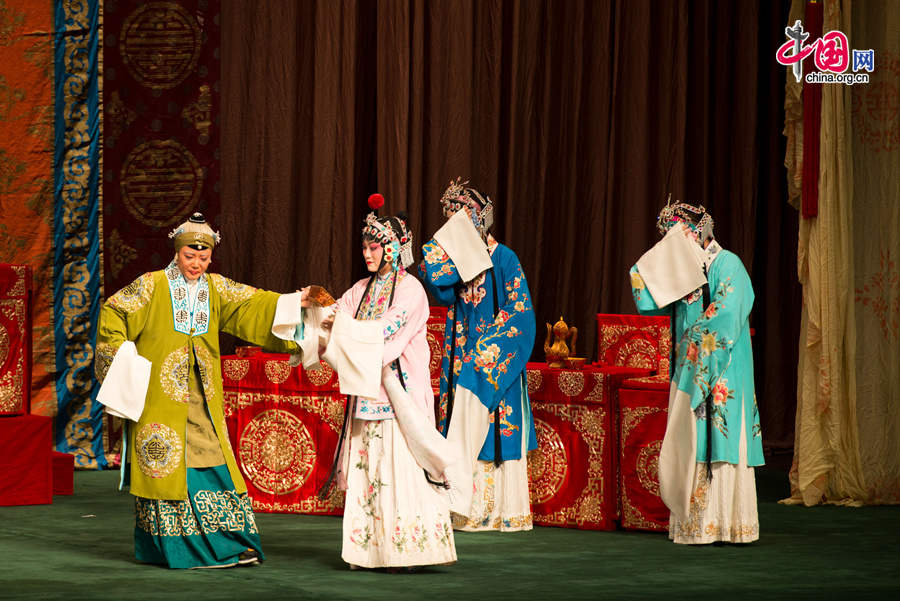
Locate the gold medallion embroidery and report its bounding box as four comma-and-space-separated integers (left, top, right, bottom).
557, 371, 585, 397
135, 422, 183, 478
194, 345, 216, 397
238, 409, 316, 495
208, 273, 257, 303
527, 418, 568, 504
526, 369, 542, 395
264, 360, 291, 384
305, 361, 334, 387
108, 272, 155, 313
93, 341, 118, 382
222, 358, 249, 382
160, 347, 190, 403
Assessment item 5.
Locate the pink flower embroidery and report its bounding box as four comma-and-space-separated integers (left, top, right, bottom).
712, 379, 731, 406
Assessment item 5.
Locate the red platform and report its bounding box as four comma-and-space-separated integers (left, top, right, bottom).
526, 362, 649, 530
0, 414, 52, 506
0, 264, 33, 416
618, 374, 670, 531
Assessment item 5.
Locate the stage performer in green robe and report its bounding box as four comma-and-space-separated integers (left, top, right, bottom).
95, 213, 305, 568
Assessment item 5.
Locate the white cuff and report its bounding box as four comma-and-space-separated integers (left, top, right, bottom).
321, 311, 385, 399
272, 291, 305, 341
96, 341, 151, 422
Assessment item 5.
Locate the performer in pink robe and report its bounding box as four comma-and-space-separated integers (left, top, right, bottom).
322, 196, 457, 570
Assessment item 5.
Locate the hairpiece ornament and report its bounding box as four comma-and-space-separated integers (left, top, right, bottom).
440, 177, 494, 234
360, 196, 414, 269
169, 212, 221, 250
656, 195, 714, 242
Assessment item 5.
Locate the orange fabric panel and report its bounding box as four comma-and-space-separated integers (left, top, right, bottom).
0, 1, 57, 417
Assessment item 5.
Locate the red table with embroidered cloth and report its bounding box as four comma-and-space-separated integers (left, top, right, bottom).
222, 350, 346, 515
525, 362, 650, 530
618, 374, 670, 532
0, 264, 33, 416
221, 307, 447, 515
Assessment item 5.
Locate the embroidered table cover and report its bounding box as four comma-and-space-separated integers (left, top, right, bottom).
525, 362, 649, 530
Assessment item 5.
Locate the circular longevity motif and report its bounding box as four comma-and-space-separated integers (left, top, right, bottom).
136, 422, 183, 478
120, 2, 202, 90
239, 409, 316, 495
120, 140, 203, 228
527, 418, 567, 505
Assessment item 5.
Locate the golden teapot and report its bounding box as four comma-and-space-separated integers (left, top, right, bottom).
544, 316, 578, 368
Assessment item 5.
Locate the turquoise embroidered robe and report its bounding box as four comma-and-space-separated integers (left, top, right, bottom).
420, 238, 537, 462
95, 264, 298, 500
630, 249, 764, 467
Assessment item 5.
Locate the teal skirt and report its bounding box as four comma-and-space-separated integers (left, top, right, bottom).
134, 465, 264, 569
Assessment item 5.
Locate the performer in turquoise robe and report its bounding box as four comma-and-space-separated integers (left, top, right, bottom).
630, 201, 763, 544
420, 178, 537, 531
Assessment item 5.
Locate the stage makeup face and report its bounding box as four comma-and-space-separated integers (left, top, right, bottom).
176, 246, 212, 281
362, 238, 385, 274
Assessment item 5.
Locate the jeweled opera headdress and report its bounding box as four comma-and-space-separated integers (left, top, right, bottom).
361, 193, 414, 270
168, 212, 221, 250
440, 177, 494, 235
656, 195, 714, 243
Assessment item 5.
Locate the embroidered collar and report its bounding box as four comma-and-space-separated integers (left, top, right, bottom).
165, 261, 210, 336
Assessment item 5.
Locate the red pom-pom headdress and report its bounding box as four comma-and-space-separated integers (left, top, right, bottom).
361, 193, 414, 269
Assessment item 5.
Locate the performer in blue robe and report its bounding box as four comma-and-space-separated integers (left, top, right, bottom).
630, 201, 763, 544
420, 178, 537, 532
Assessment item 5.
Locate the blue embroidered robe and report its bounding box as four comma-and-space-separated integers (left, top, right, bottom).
420, 238, 537, 462
630, 249, 764, 467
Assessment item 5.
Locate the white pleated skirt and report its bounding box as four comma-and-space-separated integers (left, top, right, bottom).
341, 418, 457, 568
668, 399, 760, 544
451, 456, 534, 532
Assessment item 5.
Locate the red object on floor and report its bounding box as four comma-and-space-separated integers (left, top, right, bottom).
0, 414, 52, 506
526, 362, 649, 531
0, 264, 33, 416
618, 374, 670, 532
595, 313, 671, 377
52, 451, 75, 496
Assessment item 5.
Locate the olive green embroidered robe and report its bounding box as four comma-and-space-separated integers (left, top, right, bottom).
95, 266, 297, 500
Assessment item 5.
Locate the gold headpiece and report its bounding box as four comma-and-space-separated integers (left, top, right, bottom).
169, 213, 221, 250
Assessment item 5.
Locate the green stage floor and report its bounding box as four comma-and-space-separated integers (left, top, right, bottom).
1, 467, 898, 600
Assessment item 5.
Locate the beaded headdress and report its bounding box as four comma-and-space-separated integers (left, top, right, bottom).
168, 212, 221, 250
440, 177, 494, 235
656, 196, 714, 243
361, 194, 414, 269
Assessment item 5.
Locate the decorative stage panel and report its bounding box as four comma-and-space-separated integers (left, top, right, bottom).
595, 314, 671, 377
223, 352, 345, 515
525, 363, 648, 530
618, 375, 670, 532
0, 265, 32, 416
